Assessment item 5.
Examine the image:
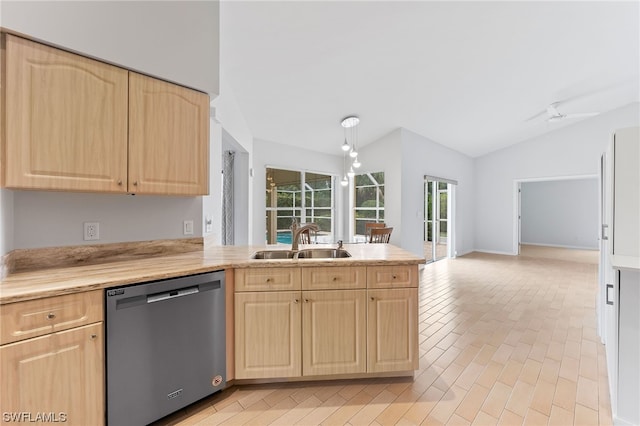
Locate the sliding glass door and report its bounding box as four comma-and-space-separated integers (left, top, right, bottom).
424, 177, 456, 263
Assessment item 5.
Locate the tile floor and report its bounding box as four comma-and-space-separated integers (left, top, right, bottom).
155, 246, 610, 425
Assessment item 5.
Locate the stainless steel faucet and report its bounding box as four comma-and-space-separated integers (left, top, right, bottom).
290, 219, 319, 251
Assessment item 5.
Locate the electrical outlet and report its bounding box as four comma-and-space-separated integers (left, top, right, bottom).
183, 220, 194, 235
205, 215, 213, 233
84, 222, 100, 241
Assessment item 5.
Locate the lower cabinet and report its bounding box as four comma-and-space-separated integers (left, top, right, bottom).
0, 322, 104, 426
234, 265, 419, 381
367, 288, 418, 372
302, 290, 367, 376
234, 291, 301, 379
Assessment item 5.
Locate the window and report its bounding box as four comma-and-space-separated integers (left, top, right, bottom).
265, 168, 334, 244
354, 172, 385, 239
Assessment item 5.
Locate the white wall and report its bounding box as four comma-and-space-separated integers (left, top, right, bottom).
0, 190, 14, 257
356, 128, 475, 258
251, 139, 344, 245
12, 191, 202, 249
400, 129, 475, 258
521, 178, 599, 249
0, 1, 219, 95
206, 70, 255, 246
475, 102, 640, 255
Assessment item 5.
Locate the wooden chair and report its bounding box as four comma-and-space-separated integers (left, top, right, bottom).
364, 222, 385, 239
369, 227, 393, 243
299, 228, 312, 244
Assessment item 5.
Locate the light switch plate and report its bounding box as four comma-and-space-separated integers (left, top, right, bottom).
183, 220, 194, 235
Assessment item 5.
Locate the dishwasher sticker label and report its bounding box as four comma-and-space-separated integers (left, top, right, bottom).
167, 389, 183, 400
107, 289, 125, 297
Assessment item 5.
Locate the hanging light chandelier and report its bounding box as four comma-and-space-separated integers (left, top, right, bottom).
340, 115, 362, 185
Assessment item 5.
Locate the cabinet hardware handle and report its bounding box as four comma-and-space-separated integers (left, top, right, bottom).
266, 278, 272, 283
294, 299, 299, 304
606, 284, 614, 305
117, 180, 122, 186
332, 277, 337, 281
133, 181, 138, 186
392, 275, 397, 279
304, 299, 309, 303
90, 334, 97, 340
47, 313, 55, 320
370, 297, 375, 301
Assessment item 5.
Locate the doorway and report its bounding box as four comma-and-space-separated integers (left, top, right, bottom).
424, 176, 456, 263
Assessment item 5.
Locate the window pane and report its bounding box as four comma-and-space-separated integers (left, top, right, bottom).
371, 172, 384, 184
439, 192, 447, 219
440, 220, 448, 237
355, 174, 373, 186
266, 168, 334, 244
426, 182, 433, 221
353, 171, 385, 239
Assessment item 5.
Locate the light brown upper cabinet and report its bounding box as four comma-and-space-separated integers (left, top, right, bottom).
3, 34, 128, 192
128, 72, 209, 195
1, 34, 209, 196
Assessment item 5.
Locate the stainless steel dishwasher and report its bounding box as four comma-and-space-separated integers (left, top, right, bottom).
105, 271, 226, 425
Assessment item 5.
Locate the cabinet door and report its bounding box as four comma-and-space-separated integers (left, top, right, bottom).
235, 292, 301, 379
128, 72, 209, 195
4, 35, 128, 192
302, 290, 366, 376
0, 323, 104, 426
612, 127, 640, 257
367, 288, 418, 372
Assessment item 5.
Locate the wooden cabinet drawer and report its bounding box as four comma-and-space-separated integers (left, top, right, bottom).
302, 266, 366, 290
235, 268, 301, 292
367, 265, 418, 289
1, 290, 103, 345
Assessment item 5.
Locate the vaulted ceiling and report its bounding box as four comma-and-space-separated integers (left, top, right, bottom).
221, 1, 639, 158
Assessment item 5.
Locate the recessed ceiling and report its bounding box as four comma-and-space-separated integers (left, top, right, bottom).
221, 1, 639, 158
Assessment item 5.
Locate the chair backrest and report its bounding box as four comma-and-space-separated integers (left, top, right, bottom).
369, 227, 393, 243
364, 222, 387, 239
299, 228, 312, 244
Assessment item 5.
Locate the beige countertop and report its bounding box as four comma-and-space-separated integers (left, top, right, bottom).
0, 244, 424, 304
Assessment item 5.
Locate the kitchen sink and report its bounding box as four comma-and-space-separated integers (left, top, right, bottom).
295, 249, 351, 259
250, 250, 297, 259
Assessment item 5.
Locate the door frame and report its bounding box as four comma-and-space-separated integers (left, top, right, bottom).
512, 174, 598, 256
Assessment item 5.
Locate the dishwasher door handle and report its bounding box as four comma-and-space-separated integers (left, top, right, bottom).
147, 286, 199, 304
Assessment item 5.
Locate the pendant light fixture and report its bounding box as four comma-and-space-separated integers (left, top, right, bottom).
340, 115, 362, 180
341, 151, 349, 186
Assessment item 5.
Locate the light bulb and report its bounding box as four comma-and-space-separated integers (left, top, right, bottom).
353, 158, 361, 168
349, 148, 358, 158
347, 167, 355, 178
341, 176, 348, 186
341, 139, 350, 151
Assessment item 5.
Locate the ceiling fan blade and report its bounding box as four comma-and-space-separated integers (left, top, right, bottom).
563, 112, 600, 119
546, 103, 561, 117
547, 111, 599, 123
525, 109, 548, 122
